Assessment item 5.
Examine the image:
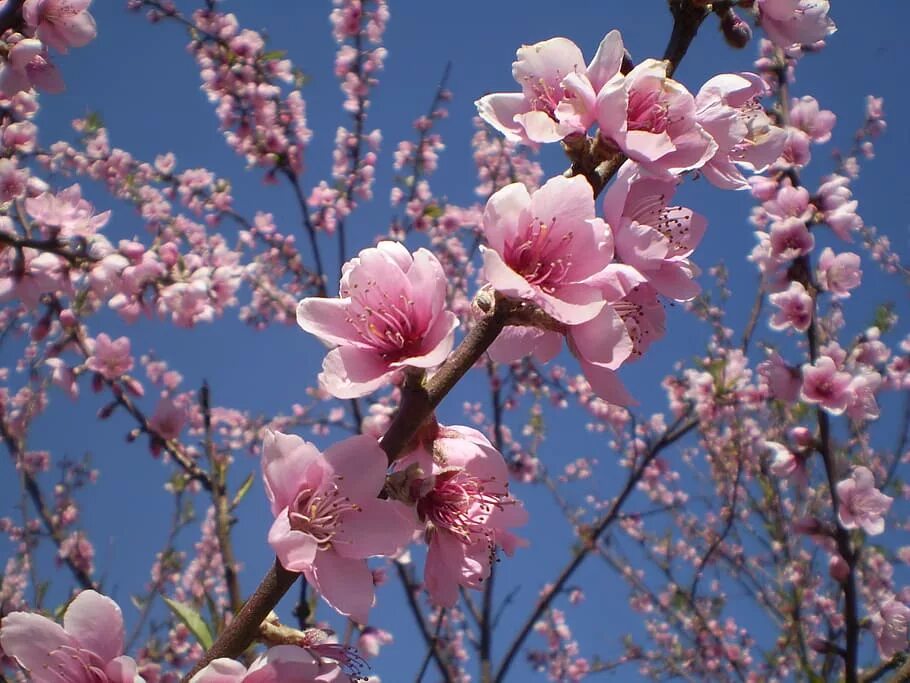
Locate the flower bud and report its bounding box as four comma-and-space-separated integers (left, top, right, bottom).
720, 9, 752, 49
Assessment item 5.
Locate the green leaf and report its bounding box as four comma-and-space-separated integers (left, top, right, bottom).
231, 473, 255, 510
162, 597, 213, 649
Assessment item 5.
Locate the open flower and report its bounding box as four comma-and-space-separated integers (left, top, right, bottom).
595, 58, 717, 177
836, 466, 893, 535
190, 645, 349, 683
600, 161, 706, 301
755, 0, 836, 48
297, 241, 458, 399
262, 431, 415, 623
396, 425, 527, 607
0, 590, 145, 682
480, 175, 613, 324
23, 0, 97, 54
695, 72, 787, 190
475, 31, 625, 145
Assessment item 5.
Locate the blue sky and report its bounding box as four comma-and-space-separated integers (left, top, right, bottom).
2, 1, 908, 680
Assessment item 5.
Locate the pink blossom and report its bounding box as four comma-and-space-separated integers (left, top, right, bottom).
789, 96, 836, 143
0, 589, 145, 682
190, 645, 348, 682
756, 0, 836, 48
800, 356, 852, 414
817, 247, 861, 297
836, 466, 892, 535
480, 175, 613, 324
694, 72, 787, 189
0, 158, 28, 202
0, 38, 64, 97
262, 431, 414, 622
816, 174, 862, 240
0, 247, 66, 307
600, 161, 706, 301
86, 333, 134, 380
396, 425, 527, 607
766, 440, 804, 482
769, 217, 814, 260
297, 242, 458, 399
870, 596, 909, 659
25, 184, 110, 239
475, 31, 624, 144
845, 369, 881, 422
595, 58, 717, 177
148, 397, 186, 441
23, 0, 97, 54
768, 280, 813, 332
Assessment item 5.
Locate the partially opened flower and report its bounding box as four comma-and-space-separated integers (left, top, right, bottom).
480, 175, 613, 324
595, 58, 717, 177
695, 72, 787, 190
0, 589, 145, 682
600, 161, 706, 301
297, 241, 458, 399
475, 31, 625, 145
396, 425, 527, 607
190, 644, 349, 683
755, 0, 836, 48
262, 431, 415, 623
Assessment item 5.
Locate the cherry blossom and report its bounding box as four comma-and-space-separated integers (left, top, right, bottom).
800, 356, 853, 415
870, 596, 910, 659
694, 72, 787, 189
261, 430, 414, 622
0, 589, 144, 682
22, 0, 97, 54
768, 280, 813, 332
817, 247, 861, 297
480, 175, 613, 324
85, 333, 134, 380
755, 0, 836, 48
190, 645, 349, 683
395, 425, 527, 607
595, 58, 717, 177
835, 466, 893, 535
297, 241, 458, 398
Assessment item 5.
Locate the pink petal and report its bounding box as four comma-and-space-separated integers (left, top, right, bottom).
106, 655, 143, 683
333, 498, 415, 559
579, 361, 636, 405
424, 533, 467, 608
261, 430, 323, 514
319, 347, 393, 399
397, 311, 457, 369
569, 306, 632, 369
480, 247, 535, 299
189, 658, 248, 682
481, 182, 530, 253
514, 110, 568, 143
594, 75, 629, 142
475, 93, 531, 143
296, 297, 365, 349
306, 552, 375, 624
650, 262, 701, 302
321, 434, 387, 501
0, 611, 77, 676
586, 30, 625, 92
63, 590, 124, 664
487, 326, 562, 364
268, 513, 318, 571
537, 283, 604, 324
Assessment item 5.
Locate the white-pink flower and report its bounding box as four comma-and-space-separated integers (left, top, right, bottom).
694, 72, 787, 190
870, 596, 909, 659
755, 0, 836, 48
0, 38, 64, 97
190, 645, 349, 683
789, 96, 836, 144
601, 161, 706, 301
23, 0, 97, 54
86, 333, 134, 380
836, 466, 892, 535
800, 355, 852, 414
595, 58, 717, 177
262, 431, 414, 623
769, 280, 813, 332
297, 241, 458, 399
396, 426, 527, 607
475, 31, 625, 145
817, 247, 861, 298
480, 175, 613, 324
0, 589, 145, 682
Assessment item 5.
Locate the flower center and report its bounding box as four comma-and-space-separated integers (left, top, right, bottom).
288, 482, 360, 548
627, 87, 670, 133
505, 218, 574, 290
417, 469, 508, 545
344, 278, 420, 358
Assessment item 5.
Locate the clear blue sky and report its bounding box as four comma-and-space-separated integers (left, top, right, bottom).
2, 1, 908, 680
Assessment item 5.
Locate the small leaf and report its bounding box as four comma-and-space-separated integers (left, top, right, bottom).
162, 597, 213, 649
231, 473, 255, 510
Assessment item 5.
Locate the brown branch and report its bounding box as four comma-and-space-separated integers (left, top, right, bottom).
493, 413, 698, 682
663, 1, 711, 78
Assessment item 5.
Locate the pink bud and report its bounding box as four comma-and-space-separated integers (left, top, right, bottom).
828, 554, 850, 583
720, 9, 752, 49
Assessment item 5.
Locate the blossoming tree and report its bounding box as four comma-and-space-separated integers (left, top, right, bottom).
0, 0, 907, 681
